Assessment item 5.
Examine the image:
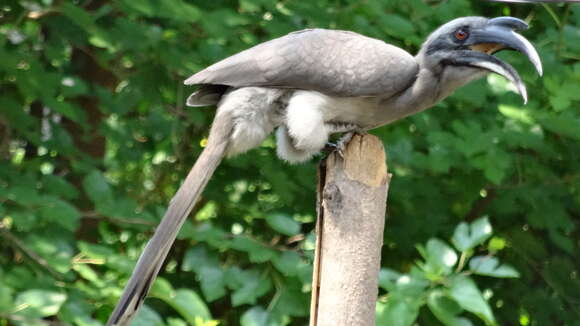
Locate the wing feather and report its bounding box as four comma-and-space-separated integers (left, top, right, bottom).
185, 29, 418, 98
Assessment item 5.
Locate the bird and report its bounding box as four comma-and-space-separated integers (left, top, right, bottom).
106, 16, 542, 326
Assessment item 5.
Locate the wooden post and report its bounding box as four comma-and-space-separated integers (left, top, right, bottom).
310, 133, 390, 326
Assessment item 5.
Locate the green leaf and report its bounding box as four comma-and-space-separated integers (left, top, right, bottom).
541, 257, 580, 302
131, 304, 164, 326
383, 267, 429, 296
241, 306, 269, 326
159, 0, 201, 22
487, 237, 506, 252
75, 316, 106, 326
231, 270, 272, 307
0, 283, 13, 313
60, 3, 97, 32
167, 318, 187, 326
272, 251, 302, 276
427, 290, 473, 326
198, 266, 226, 302
421, 238, 458, 275
270, 279, 309, 317
230, 236, 277, 263
73, 264, 103, 286
549, 95, 571, 112
38, 199, 81, 231
452, 217, 493, 252
380, 14, 415, 38
538, 113, 580, 141
26, 235, 74, 274
11, 210, 38, 231
42, 175, 79, 200
472, 149, 512, 184
4, 185, 43, 206
99, 197, 147, 221
548, 228, 574, 254
469, 256, 520, 278
182, 246, 211, 273
448, 276, 495, 325
150, 278, 175, 301
78, 241, 115, 260
190, 222, 229, 247
182, 246, 226, 301
498, 104, 535, 125
378, 268, 402, 291
487, 74, 518, 96
265, 213, 301, 236
57, 299, 98, 326
15, 290, 67, 318
0, 98, 40, 141
166, 289, 212, 323
82, 170, 114, 205
119, 0, 201, 22
60, 76, 89, 97
376, 293, 421, 326
44, 98, 87, 123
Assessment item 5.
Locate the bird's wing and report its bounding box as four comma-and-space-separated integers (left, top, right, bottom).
185, 29, 418, 98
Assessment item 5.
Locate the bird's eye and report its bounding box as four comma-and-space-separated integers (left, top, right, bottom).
454, 29, 469, 41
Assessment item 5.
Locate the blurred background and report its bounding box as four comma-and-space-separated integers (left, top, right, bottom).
0, 0, 579, 325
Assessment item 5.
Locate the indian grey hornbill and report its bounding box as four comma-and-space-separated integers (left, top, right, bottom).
106, 16, 542, 325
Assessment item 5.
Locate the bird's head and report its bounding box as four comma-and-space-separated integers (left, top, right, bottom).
417, 16, 542, 103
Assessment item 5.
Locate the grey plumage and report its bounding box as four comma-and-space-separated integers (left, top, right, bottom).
107, 16, 542, 326
185, 29, 418, 99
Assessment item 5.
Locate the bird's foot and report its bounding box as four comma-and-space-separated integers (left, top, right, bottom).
322, 142, 339, 155
324, 131, 366, 158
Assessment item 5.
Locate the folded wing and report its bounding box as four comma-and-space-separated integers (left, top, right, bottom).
185, 29, 418, 98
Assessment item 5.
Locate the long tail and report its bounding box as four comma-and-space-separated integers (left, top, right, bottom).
106, 111, 233, 326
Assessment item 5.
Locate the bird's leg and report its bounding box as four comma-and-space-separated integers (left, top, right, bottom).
323, 122, 365, 158
323, 132, 354, 158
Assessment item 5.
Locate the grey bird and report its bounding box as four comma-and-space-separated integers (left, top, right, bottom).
106, 16, 542, 325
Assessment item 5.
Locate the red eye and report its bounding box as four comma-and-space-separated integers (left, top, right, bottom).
455, 29, 468, 41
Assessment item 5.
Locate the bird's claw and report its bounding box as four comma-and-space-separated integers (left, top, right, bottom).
324, 131, 365, 159
322, 142, 339, 155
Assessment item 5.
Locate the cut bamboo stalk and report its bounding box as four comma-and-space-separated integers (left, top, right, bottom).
310, 133, 391, 326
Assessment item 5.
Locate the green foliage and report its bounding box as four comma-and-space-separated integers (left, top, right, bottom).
14, 289, 67, 318
377, 218, 519, 325
1, 0, 579, 325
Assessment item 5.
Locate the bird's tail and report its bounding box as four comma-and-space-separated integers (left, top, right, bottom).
106, 111, 233, 326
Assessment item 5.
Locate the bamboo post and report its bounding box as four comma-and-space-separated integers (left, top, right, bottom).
310, 133, 390, 326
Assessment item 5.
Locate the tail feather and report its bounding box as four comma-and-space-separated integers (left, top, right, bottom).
186, 85, 229, 107
106, 111, 233, 326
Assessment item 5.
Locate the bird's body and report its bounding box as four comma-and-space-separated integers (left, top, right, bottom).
185, 28, 423, 162
189, 62, 486, 162
107, 16, 542, 326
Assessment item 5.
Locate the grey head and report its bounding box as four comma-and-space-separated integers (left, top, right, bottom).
416, 16, 542, 103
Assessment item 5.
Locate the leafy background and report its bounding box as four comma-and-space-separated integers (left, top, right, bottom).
1, 0, 579, 325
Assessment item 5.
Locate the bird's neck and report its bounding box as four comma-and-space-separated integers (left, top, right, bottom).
377, 67, 442, 124
378, 60, 485, 125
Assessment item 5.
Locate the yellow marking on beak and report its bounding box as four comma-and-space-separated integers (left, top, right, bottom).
469, 43, 504, 54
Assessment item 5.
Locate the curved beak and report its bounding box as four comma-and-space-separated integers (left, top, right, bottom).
452, 17, 542, 103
